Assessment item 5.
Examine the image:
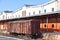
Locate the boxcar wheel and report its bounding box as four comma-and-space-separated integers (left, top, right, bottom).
10, 32, 12, 35
10, 32, 18, 36
13, 33, 18, 36
31, 34, 37, 39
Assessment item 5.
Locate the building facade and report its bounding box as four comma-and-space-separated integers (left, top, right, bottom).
0, 0, 60, 20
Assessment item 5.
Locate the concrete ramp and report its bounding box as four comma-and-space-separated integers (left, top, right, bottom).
42, 32, 60, 40
0, 35, 24, 40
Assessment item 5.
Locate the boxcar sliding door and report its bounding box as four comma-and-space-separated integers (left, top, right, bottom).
31, 20, 40, 35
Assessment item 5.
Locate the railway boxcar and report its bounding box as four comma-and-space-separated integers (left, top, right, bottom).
7, 19, 40, 37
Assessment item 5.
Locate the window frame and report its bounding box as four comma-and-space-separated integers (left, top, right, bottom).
44, 9, 46, 13
39, 10, 41, 14
52, 8, 54, 12
29, 12, 30, 16
33, 11, 35, 15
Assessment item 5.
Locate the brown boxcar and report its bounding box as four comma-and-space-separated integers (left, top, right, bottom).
7, 19, 40, 36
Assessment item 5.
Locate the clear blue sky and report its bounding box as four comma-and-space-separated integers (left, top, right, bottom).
0, 0, 51, 12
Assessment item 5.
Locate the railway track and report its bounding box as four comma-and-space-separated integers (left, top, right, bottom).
0, 32, 43, 40
0, 35, 24, 40
1, 32, 59, 40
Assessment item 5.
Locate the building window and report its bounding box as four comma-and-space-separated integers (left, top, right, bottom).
39, 10, 41, 14
52, 8, 54, 12
8, 17, 9, 19
18, 15, 20, 17
29, 12, 30, 16
22, 10, 26, 16
44, 9, 46, 13
16, 15, 17, 17
3, 15, 5, 19
33, 11, 35, 15
12, 15, 14, 18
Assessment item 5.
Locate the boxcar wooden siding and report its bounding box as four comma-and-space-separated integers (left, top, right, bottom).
7, 19, 40, 35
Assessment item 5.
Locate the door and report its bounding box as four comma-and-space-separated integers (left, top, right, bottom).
32, 20, 40, 35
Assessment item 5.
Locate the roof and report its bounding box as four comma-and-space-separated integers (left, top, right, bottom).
12, 0, 56, 13
4, 11, 13, 13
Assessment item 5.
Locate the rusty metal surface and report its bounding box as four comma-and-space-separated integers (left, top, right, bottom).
7, 19, 40, 35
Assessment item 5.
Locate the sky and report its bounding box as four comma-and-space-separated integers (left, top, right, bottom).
0, 0, 51, 12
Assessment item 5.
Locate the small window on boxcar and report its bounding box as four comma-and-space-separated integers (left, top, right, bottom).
52, 24, 54, 28
44, 24, 46, 28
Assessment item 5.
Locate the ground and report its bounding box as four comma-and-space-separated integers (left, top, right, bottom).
0, 32, 60, 40
0, 35, 24, 40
